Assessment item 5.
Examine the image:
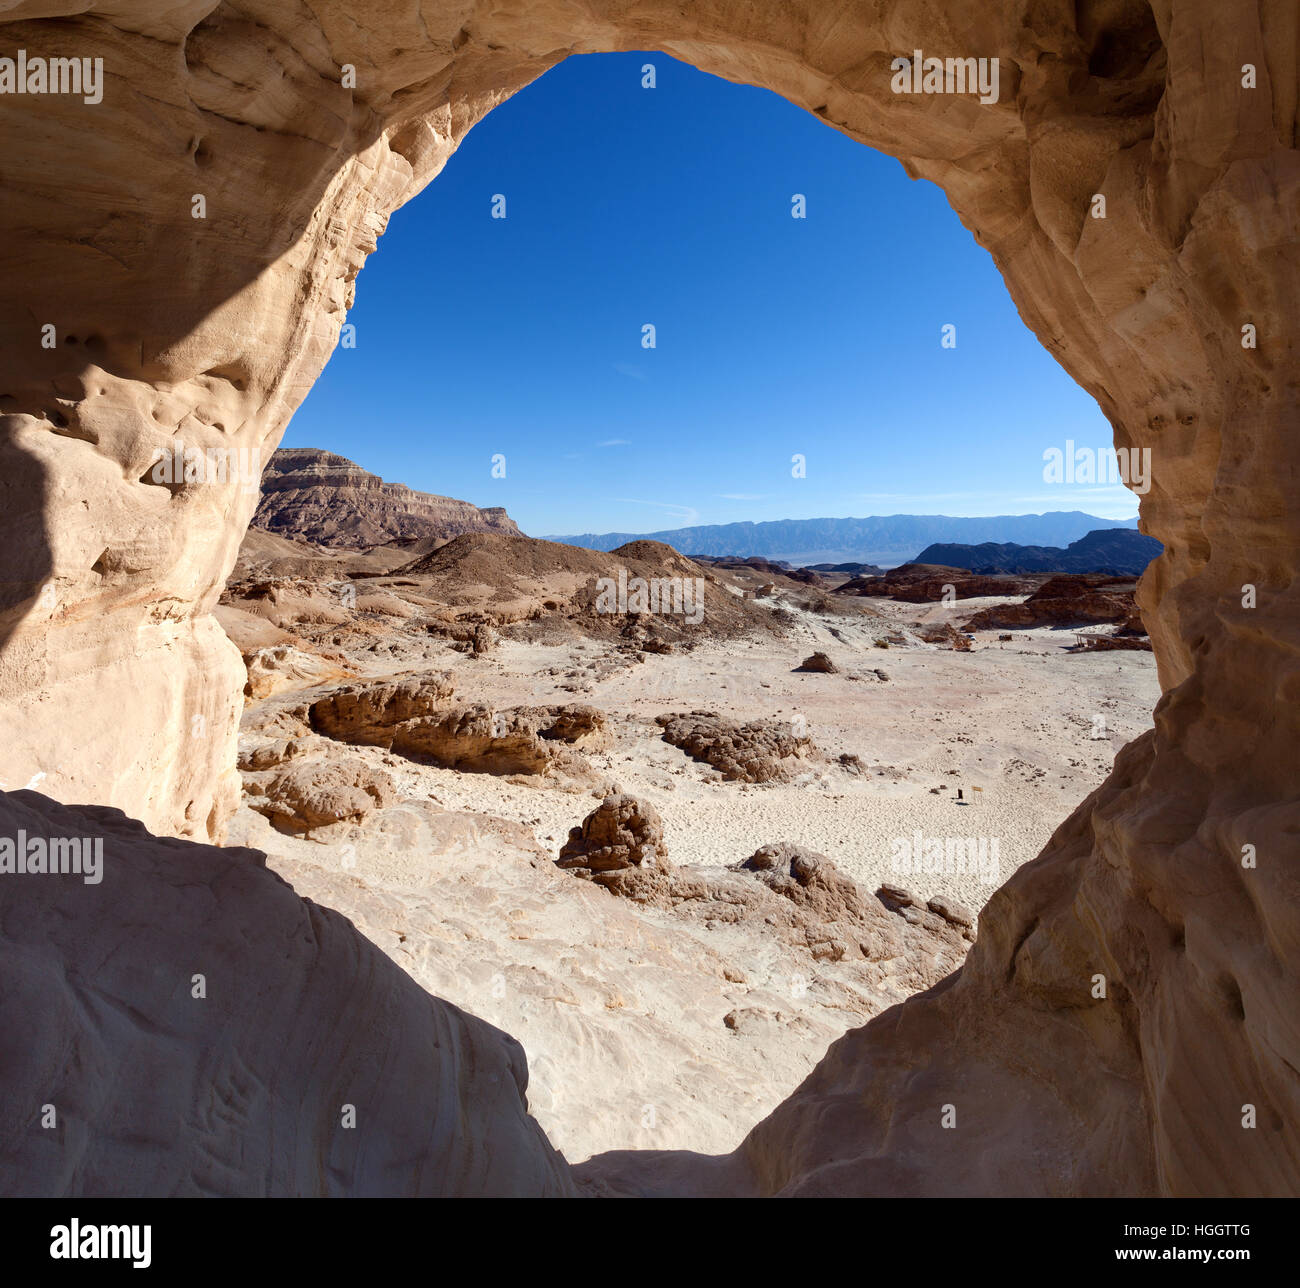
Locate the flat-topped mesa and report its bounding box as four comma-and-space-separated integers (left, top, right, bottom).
253, 448, 520, 547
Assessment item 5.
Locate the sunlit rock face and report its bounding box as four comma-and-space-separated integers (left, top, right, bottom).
252, 447, 520, 546
0, 1, 1295, 1196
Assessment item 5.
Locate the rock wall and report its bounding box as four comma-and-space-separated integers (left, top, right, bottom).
0, 1, 1296, 1195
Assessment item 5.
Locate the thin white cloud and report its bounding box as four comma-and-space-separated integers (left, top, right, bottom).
718, 492, 765, 501
612, 498, 699, 525
597, 438, 630, 447
613, 362, 647, 381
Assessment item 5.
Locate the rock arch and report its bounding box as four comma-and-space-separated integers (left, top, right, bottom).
0, 1, 1295, 1194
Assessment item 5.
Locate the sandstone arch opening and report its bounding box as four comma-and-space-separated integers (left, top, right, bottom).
0, 2, 1295, 1199
214, 47, 1166, 1168
258, 49, 1155, 921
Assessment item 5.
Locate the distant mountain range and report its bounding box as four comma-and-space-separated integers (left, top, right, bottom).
546, 512, 1139, 567
914, 527, 1162, 577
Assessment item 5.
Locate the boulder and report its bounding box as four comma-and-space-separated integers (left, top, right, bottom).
247, 755, 395, 834
557, 794, 668, 874
556, 794, 671, 900
656, 711, 816, 783
796, 651, 838, 673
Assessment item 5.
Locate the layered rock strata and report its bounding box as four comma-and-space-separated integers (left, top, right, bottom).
252, 447, 518, 547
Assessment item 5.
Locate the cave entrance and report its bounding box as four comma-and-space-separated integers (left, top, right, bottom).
5, 0, 1293, 1198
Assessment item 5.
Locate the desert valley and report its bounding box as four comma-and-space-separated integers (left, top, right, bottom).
216, 448, 1161, 1162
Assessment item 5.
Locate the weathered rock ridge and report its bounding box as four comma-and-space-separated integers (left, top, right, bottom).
964, 575, 1138, 630
914, 527, 1163, 577
0, 0, 1296, 1199
656, 710, 819, 783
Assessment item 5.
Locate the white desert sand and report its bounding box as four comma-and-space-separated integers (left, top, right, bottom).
224, 586, 1158, 1161
331, 594, 1158, 913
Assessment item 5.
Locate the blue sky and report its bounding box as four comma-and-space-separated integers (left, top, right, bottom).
285, 52, 1134, 537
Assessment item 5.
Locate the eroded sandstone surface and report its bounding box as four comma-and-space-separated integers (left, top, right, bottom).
0, 0, 1296, 1199
656, 710, 820, 783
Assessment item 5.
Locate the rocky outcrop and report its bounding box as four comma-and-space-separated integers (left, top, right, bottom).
307, 675, 608, 781
554, 801, 972, 981
915, 621, 974, 650
656, 711, 817, 783
914, 528, 1162, 577
244, 753, 395, 833
451, 621, 498, 656
243, 644, 351, 701
1073, 632, 1154, 652
876, 881, 975, 934
796, 651, 838, 673
732, 844, 973, 962
1118, 605, 1149, 637
558, 824, 974, 982
253, 448, 518, 548
0, 788, 571, 1196
556, 794, 672, 898
558, 794, 668, 872
531, 704, 608, 747
841, 564, 1035, 601
307, 673, 458, 741
1, 0, 1296, 1202
964, 575, 1136, 630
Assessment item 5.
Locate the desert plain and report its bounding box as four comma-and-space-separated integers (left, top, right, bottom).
216, 488, 1158, 1165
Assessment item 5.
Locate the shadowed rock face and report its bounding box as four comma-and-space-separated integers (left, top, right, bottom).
0, 789, 573, 1197
0, 1, 1296, 1198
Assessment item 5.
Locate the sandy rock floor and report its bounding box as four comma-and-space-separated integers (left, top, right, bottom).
370, 596, 1158, 913
226, 591, 1159, 1162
